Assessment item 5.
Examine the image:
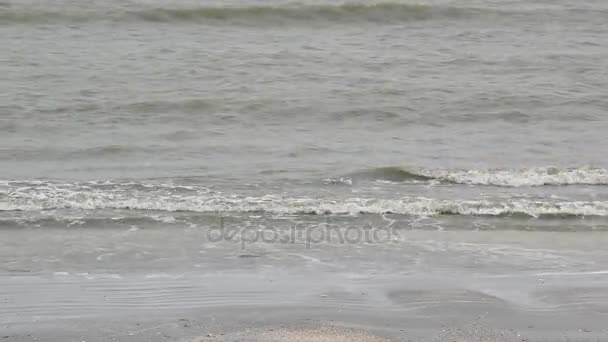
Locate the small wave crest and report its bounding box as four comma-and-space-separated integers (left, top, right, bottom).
1, 3, 488, 25
3, 181, 608, 218
341, 167, 608, 187
135, 3, 461, 23
331, 167, 433, 184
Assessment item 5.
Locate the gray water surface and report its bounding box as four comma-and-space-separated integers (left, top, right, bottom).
2, 0, 608, 228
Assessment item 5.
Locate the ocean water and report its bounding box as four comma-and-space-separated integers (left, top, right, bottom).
2, 0, 608, 232
5, 2, 608, 335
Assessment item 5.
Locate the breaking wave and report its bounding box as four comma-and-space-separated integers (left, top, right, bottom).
343, 167, 608, 187
2, 181, 608, 218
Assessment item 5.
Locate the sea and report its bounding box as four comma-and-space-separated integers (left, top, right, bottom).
2, 0, 608, 233
2, 0, 608, 333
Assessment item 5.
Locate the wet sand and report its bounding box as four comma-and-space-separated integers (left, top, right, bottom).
2, 229, 608, 341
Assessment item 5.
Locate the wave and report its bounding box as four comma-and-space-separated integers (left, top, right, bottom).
2, 181, 608, 218
342, 167, 608, 187
0, 215, 179, 228
67, 145, 138, 158
135, 3, 476, 23
345, 167, 434, 183
0, 3, 502, 25
115, 99, 214, 114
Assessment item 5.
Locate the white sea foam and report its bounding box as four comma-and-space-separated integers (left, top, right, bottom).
3, 181, 608, 217
339, 167, 608, 187
421, 167, 608, 187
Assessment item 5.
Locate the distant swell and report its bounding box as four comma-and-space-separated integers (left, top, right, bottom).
343, 167, 608, 187
135, 3, 476, 23
1, 3, 497, 25
3, 181, 608, 218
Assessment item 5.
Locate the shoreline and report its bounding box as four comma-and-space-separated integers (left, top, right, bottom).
2, 230, 608, 341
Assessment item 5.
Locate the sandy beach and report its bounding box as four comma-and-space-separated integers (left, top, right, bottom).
2, 227, 608, 341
